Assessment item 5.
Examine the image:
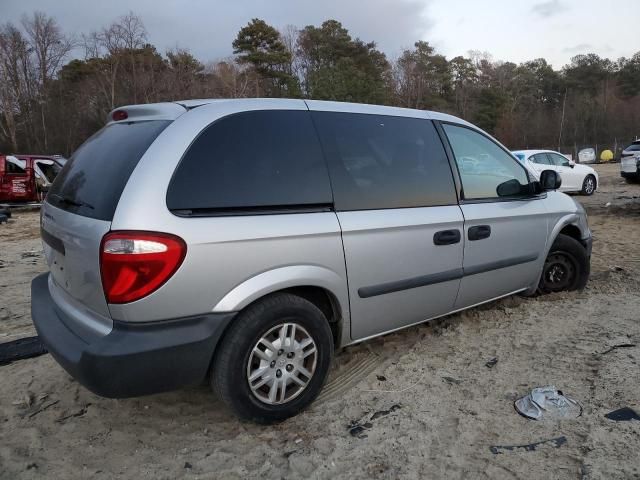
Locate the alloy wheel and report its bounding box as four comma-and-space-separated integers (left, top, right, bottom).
246, 322, 318, 405
584, 177, 595, 194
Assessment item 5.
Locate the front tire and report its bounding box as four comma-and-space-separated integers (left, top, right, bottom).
538, 234, 589, 293
581, 175, 596, 195
211, 293, 333, 424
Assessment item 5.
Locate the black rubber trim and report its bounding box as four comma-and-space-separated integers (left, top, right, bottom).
358, 254, 539, 298
581, 235, 593, 257
31, 273, 235, 398
41, 228, 65, 255
171, 203, 333, 217
358, 268, 464, 298
463, 254, 539, 276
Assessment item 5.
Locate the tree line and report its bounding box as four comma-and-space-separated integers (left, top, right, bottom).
1, 12, 639, 157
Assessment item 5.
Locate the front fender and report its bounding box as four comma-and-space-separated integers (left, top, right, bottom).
524, 213, 582, 295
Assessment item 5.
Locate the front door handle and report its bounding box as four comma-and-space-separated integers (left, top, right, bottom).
468, 225, 491, 241
433, 229, 461, 246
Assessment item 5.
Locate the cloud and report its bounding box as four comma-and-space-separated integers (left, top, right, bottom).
531, 0, 568, 18
562, 43, 614, 55
1, 0, 435, 61
562, 43, 593, 54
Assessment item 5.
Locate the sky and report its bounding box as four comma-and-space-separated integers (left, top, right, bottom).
2, 0, 637, 68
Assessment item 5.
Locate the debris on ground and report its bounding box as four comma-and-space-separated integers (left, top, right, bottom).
514, 386, 582, 420
0, 336, 47, 366
442, 376, 462, 385
600, 343, 636, 355
370, 404, 401, 421
348, 421, 372, 438
348, 404, 402, 438
485, 357, 498, 368
56, 404, 91, 423
605, 407, 640, 422
28, 400, 60, 419
489, 436, 567, 454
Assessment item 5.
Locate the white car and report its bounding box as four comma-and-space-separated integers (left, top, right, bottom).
620, 140, 640, 182
512, 149, 598, 195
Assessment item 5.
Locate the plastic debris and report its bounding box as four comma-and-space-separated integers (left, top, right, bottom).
485, 357, 498, 368
605, 407, 640, 422
514, 386, 581, 420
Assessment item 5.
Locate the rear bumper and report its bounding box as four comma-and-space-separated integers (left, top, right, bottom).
31, 273, 235, 398
621, 170, 639, 179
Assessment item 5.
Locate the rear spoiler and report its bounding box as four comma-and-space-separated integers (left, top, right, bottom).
106, 103, 187, 125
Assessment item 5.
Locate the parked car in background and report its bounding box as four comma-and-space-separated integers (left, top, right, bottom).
577, 148, 597, 164
0, 154, 65, 203
32, 99, 592, 423
620, 140, 640, 182
512, 149, 598, 195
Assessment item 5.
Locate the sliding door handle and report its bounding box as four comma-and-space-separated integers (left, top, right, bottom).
468, 225, 491, 241
433, 229, 461, 245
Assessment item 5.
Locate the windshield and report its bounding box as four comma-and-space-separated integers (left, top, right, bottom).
625, 142, 640, 152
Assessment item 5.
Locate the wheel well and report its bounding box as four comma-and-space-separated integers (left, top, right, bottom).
282, 286, 341, 346
207, 286, 343, 380
559, 224, 581, 242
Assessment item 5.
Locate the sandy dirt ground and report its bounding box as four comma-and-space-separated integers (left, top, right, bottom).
0, 163, 639, 479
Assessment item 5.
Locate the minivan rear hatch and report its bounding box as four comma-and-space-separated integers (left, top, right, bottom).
42, 119, 172, 317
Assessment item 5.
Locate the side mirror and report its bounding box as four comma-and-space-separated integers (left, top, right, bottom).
568, 160, 575, 168
540, 169, 562, 191
496, 178, 523, 197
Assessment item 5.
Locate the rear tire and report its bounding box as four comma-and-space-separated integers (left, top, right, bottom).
211, 293, 333, 424
538, 234, 589, 294
581, 175, 596, 195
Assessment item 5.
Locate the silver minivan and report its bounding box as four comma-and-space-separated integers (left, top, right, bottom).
31, 99, 592, 423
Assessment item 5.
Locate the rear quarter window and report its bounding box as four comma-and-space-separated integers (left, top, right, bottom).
166, 110, 333, 213
48, 121, 170, 221
311, 112, 457, 210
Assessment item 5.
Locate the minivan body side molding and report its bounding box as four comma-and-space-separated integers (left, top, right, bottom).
462, 254, 539, 277
358, 268, 464, 298
357, 254, 539, 298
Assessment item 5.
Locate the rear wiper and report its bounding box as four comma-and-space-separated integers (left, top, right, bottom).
49, 193, 94, 210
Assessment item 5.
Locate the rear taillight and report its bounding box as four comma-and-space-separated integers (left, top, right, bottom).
100, 231, 186, 304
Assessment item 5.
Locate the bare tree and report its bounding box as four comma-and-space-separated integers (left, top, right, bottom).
280, 24, 301, 81
208, 60, 251, 98
114, 12, 147, 102
0, 23, 39, 151
21, 12, 73, 149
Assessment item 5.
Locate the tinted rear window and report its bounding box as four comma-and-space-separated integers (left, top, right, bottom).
48, 121, 170, 221
311, 112, 457, 210
167, 110, 332, 213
